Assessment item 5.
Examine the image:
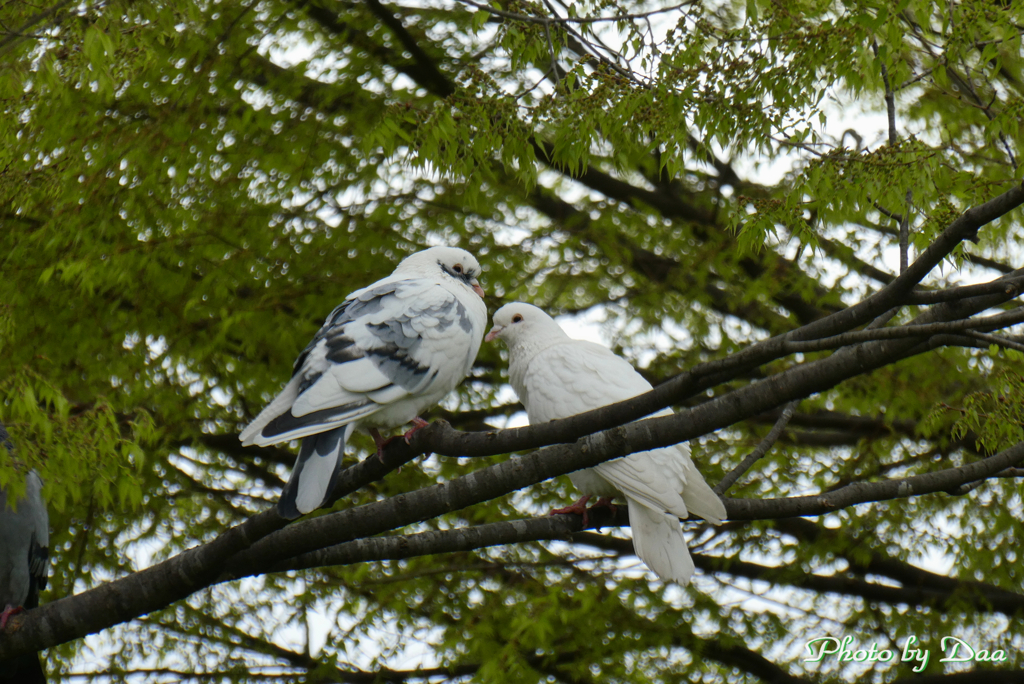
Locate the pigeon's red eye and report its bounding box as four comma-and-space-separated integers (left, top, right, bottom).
452, 264, 463, 274
512, 314, 523, 323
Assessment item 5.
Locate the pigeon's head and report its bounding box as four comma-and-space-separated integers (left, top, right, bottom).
486, 302, 566, 346
399, 247, 485, 298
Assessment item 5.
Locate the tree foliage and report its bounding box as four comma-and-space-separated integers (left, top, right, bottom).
2, 0, 1023, 681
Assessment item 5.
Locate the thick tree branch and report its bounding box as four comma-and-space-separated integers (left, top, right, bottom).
2, 185, 1021, 661
908, 275, 1024, 304
528, 187, 797, 332
725, 440, 1024, 520
784, 306, 1024, 353
275, 509, 594, 572
773, 518, 1024, 612
269, 439, 1024, 576
692, 634, 809, 684
1, 284, 1010, 660
791, 182, 1024, 342
299, 0, 843, 330
2, 289, 1005, 660
361, 0, 456, 97
572, 533, 1024, 617
0, 0, 76, 57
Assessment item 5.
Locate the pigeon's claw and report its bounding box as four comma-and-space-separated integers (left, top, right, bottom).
551, 495, 593, 527
0, 605, 24, 631
370, 428, 392, 462
403, 416, 430, 444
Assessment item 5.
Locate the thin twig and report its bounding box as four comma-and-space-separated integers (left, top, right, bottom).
872, 42, 912, 273
906, 275, 1024, 304
785, 306, 1024, 354
0, 0, 77, 57
900, 189, 912, 273
874, 201, 904, 224
872, 40, 899, 147
542, 19, 560, 81
897, 65, 937, 91
715, 400, 799, 494
947, 466, 1024, 495
964, 330, 1024, 354
867, 307, 900, 329
454, 0, 696, 26
544, 0, 642, 85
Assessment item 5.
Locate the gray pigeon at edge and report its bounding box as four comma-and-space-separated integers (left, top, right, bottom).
0, 424, 49, 684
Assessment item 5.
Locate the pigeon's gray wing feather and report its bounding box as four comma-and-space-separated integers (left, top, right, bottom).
241, 279, 478, 445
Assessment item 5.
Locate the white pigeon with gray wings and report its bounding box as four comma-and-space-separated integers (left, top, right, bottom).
241, 247, 487, 519
487, 302, 726, 584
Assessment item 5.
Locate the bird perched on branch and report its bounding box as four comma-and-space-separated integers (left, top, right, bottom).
241, 247, 487, 519
0, 426, 49, 684
487, 302, 725, 584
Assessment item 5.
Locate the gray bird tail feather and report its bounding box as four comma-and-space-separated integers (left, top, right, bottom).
682, 473, 727, 525
240, 376, 302, 446
627, 498, 695, 585
277, 424, 353, 520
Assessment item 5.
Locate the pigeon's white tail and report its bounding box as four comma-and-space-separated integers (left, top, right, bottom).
277, 423, 353, 519
627, 498, 695, 585
681, 471, 728, 525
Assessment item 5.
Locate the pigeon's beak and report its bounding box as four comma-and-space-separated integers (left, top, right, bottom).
471, 280, 485, 298
485, 326, 502, 342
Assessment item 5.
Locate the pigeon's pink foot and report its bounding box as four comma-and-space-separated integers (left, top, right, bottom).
551, 495, 593, 527
402, 416, 430, 444
0, 605, 23, 631
372, 418, 431, 462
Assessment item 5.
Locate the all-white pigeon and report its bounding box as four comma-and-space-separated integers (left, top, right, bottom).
487, 303, 726, 584
241, 247, 487, 519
